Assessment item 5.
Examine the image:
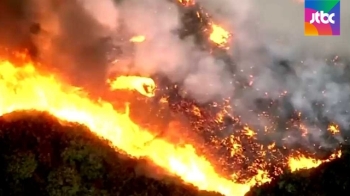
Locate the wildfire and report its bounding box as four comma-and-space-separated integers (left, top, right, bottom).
242, 126, 256, 137
328, 124, 340, 135
0, 0, 344, 195
209, 24, 231, 49
107, 76, 156, 97
288, 150, 341, 171
0, 51, 344, 196
163, 82, 343, 186
129, 35, 146, 43
0, 55, 253, 196
176, 0, 231, 49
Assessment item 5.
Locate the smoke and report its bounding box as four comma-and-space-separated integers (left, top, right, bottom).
0, 0, 233, 102
78, 0, 119, 31
250, 0, 350, 142
195, 0, 350, 148
106, 0, 235, 102
0, 0, 119, 92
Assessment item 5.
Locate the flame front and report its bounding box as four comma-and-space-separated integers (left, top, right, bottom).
107, 76, 156, 97
0, 51, 344, 196
0, 57, 255, 196
288, 150, 341, 171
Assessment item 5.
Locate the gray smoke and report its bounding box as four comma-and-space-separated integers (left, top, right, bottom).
110, 0, 235, 102
78, 0, 350, 149
196, 0, 350, 148
0, 0, 235, 101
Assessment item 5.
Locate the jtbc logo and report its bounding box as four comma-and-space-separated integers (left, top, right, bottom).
310, 11, 335, 24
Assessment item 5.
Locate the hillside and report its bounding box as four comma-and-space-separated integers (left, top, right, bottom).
0, 110, 223, 196
1, 111, 350, 196
246, 146, 350, 196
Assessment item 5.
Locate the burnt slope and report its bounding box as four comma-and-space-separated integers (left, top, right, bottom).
0, 110, 223, 196
246, 147, 350, 196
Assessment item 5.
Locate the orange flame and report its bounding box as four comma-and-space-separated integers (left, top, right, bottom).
209, 24, 230, 49
0, 56, 255, 196
0, 52, 344, 196
176, 0, 231, 48
129, 35, 146, 43
328, 124, 340, 135
288, 150, 341, 172
107, 76, 156, 97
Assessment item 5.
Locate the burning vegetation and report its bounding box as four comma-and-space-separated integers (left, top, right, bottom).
0, 110, 223, 196
0, 0, 349, 196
